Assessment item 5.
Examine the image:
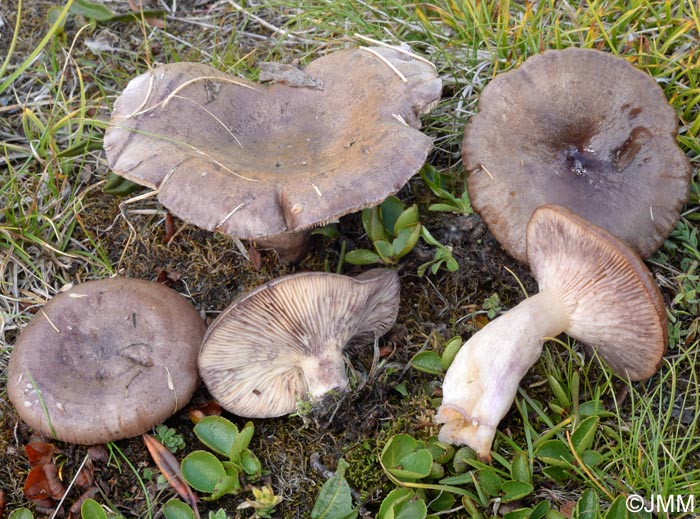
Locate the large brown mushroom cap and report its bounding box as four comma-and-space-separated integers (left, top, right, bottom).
198, 269, 400, 418
7, 278, 206, 444
104, 46, 441, 244
464, 47, 691, 262
528, 204, 668, 380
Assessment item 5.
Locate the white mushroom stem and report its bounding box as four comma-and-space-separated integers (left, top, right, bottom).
436, 288, 570, 461
299, 350, 348, 399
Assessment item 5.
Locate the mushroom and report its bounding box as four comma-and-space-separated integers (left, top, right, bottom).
7, 278, 206, 444
463, 47, 691, 263
198, 269, 400, 418
436, 205, 667, 460
103, 45, 442, 262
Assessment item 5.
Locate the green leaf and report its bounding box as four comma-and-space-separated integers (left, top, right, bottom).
428, 203, 463, 213
536, 440, 574, 468
364, 206, 389, 242
474, 468, 502, 497
381, 434, 433, 481
8, 510, 34, 519
574, 488, 599, 519
461, 496, 484, 519
530, 501, 551, 519
194, 416, 239, 457
162, 499, 196, 519
395, 498, 428, 519
541, 466, 570, 483
604, 496, 630, 519
571, 416, 599, 454
345, 249, 382, 265
230, 421, 254, 460
581, 450, 603, 468
427, 491, 455, 512
311, 459, 358, 519
380, 196, 406, 236
451, 446, 477, 474
81, 498, 109, 519
503, 508, 533, 519
70, 0, 116, 21
378, 488, 413, 519
394, 205, 419, 233
579, 399, 614, 418
501, 480, 534, 503
374, 240, 395, 262
392, 223, 421, 259
103, 172, 143, 196
440, 336, 463, 371
240, 449, 262, 477
181, 451, 227, 493
210, 474, 241, 500
410, 351, 444, 375
510, 451, 531, 483
439, 473, 472, 485
311, 224, 340, 239
426, 438, 454, 464
548, 375, 571, 409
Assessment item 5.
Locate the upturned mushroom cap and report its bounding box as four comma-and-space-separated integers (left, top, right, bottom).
103, 46, 441, 257
528, 204, 668, 380
7, 278, 206, 444
198, 269, 400, 418
464, 47, 691, 262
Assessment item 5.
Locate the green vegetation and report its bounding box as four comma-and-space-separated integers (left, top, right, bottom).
180, 417, 262, 499
1, 0, 698, 517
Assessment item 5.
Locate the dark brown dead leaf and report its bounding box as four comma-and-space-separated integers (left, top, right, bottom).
559, 501, 575, 518
43, 463, 67, 500
75, 457, 94, 489
189, 401, 222, 424
87, 445, 109, 463
0, 488, 5, 517
163, 212, 175, 244
248, 244, 262, 270
143, 434, 200, 518
25, 441, 56, 468
24, 465, 52, 501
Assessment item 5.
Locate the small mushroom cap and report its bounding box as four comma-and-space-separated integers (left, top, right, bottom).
528, 205, 668, 380
7, 278, 206, 444
104, 46, 441, 242
464, 47, 691, 262
198, 269, 400, 418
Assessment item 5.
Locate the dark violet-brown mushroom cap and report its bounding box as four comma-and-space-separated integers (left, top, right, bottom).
7, 278, 206, 444
464, 47, 691, 263
528, 204, 668, 380
198, 269, 400, 418
103, 46, 441, 259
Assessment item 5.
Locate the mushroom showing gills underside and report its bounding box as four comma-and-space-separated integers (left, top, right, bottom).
463, 47, 691, 263
103, 45, 442, 262
437, 205, 667, 461
199, 269, 400, 418
7, 278, 206, 444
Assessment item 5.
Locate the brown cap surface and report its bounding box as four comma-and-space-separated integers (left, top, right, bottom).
199, 269, 400, 418
7, 278, 206, 444
104, 46, 441, 242
464, 47, 691, 262
528, 205, 668, 380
